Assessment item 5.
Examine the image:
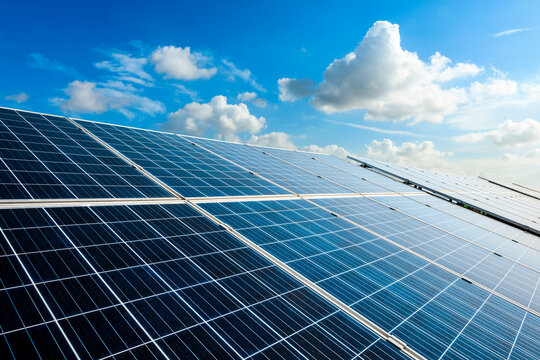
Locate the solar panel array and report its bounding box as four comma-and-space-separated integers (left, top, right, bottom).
0, 106, 538, 360
352, 157, 540, 235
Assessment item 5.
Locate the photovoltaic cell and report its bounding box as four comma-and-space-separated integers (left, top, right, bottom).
75, 120, 288, 198
0, 203, 399, 359
250, 145, 396, 194
305, 152, 421, 194
312, 196, 540, 312
356, 158, 540, 233
1, 106, 538, 360
0, 108, 171, 199
413, 194, 540, 251
202, 199, 539, 360
185, 136, 353, 195
368, 194, 540, 271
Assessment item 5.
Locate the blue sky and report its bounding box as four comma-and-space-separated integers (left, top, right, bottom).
1, 1, 540, 186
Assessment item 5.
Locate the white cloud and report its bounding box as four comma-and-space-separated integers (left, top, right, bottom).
52, 80, 165, 118
163, 95, 266, 141
248, 132, 296, 150
237, 92, 267, 108
525, 148, 540, 158
278, 78, 316, 102
252, 98, 268, 108
279, 21, 488, 124
454, 118, 540, 148
493, 28, 532, 37
469, 78, 518, 101
54, 81, 107, 114
96, 53, 153, 83
302, 144, 351, 159
222, 60, 265, 92
437, 61, 483, 82
500, 153, 518, 161
151, 46, 217, 80
5, 92, 29, 104
238, 92, 257, 102
366, 138, 451, 168
449, 81, 540, 130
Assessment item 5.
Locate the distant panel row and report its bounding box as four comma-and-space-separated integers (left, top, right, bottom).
0, 108, 419, 200
355, 157, 540, 234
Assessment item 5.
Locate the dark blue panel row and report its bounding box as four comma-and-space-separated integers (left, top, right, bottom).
0, 108, 170, 199
0, 203, 398, 359
312, 196, 540, 312
202, 199, 538, 360
405, 194, 540, 251
369, 194, 539, 270
76, 120, 288, 198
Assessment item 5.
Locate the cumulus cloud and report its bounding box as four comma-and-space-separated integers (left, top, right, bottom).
237, 92, 267, 108
453, 118, 540, 148
96, 53, 153, 84
366, 138, 451, 168
164, 95, 266, 141
5, 92, 29, 104
278, 78, 316, 102
437, 61, 483, 82
302, 144, 351, 159
223, 60, 265, 92
279, 21, 487, 123
469, 78, 518, 101
52, 80, 165, 118
151, 46, 217, 80
248, 132, 296, 150
238, 92, 257, 102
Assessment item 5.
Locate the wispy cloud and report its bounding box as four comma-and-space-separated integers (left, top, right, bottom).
493, 28, 532, 37
222, 60, 266, 92
327, 120, 439, 138
29, 53, 80, 77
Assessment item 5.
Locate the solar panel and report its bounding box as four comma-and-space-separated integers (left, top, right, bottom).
354, 157, 540, 234
478, 177, 540, 201
0, 107, 538, 360
184, 136, 353, 195
0, 203, 405, 359
75, 120, 288, 198
250, 145, 407, 195
312, 196, 539, 312
368, 194, 540, 267
201, 198, 538, 360
256, 147, 420, 195
0, 108, 171, 200
416, 194, 540, 250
